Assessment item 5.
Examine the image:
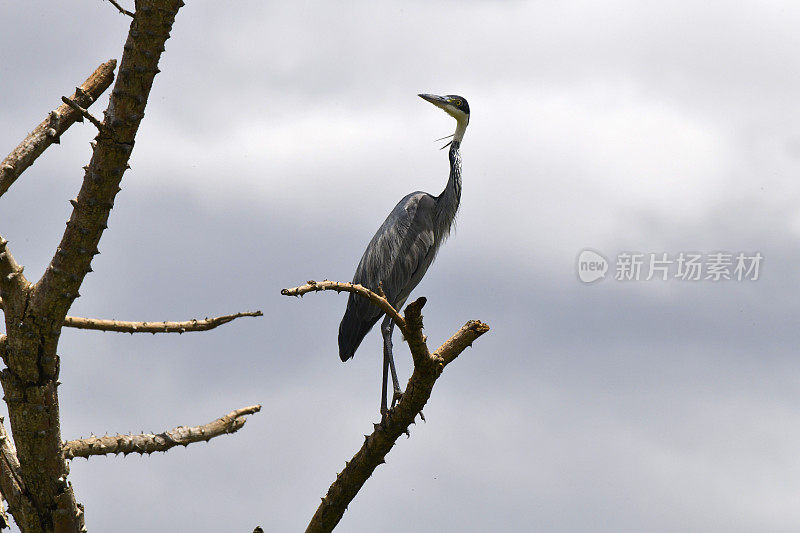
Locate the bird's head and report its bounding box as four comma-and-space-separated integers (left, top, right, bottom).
418, 93, 470, 145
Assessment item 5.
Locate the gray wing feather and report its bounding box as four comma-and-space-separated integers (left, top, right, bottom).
338, 192, 438, 361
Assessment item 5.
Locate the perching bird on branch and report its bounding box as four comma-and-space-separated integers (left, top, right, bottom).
338, 93, 470, 414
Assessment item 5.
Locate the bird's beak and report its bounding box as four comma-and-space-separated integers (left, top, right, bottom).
418, 93, 449, 110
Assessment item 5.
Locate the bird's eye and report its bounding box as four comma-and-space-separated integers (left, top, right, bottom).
453, 99, 462, 107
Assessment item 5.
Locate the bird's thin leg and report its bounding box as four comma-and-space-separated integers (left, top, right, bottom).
380, 316, 392, 415
381, 315, 402, 408
381, 346, 389, 416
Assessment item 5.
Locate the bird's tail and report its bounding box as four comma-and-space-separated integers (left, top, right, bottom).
338, 300, 381, 362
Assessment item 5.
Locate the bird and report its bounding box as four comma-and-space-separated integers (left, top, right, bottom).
338, 93, 470, 415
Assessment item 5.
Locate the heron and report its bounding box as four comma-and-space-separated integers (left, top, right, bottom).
338, 93, 470, 415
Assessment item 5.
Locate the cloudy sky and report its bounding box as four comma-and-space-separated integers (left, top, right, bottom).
3, 1, 800, 531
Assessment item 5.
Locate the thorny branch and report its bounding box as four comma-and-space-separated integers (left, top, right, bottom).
281, 280, 407, 335
62, 310, 263, 334
0, 237, 29, 309
0, 298, 261, 334
2, 1, 261, 531
0, 3, 186, 531
63, 405, 262, 459
0, 60, 116, 199
281, 280, 489, 533
0, 417, 30, 530
107, 0, 135, 17
60, 97, 107, 134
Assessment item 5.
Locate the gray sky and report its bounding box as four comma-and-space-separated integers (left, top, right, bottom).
2, 1, 800, 531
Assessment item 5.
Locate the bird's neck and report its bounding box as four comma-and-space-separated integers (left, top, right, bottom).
435, 140, 462, 236
453, 117, 468, 143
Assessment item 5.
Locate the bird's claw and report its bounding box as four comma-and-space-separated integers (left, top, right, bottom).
379, 407, 396, 427
391, 390, 425, 421
391, 390, 404, 408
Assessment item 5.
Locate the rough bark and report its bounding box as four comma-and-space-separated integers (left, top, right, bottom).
0, 417, 31, 530
61, 311, 262, 334
0, 298, 260, 334
281, 281, 490, 533
281, 281, 407, 333
0, 61, 116, 199
63, 406, 261, 459
0, 2, 185, 530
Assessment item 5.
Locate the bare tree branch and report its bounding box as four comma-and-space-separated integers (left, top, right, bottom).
1, 298, 261, 334
0, 60, 116, 199
283, 280, 489, 532
60, 97, 107, 134
281, 280, 407, 335
0, 237, 30, 310
0, 417, 34, 531
307, 310, 488, 531
0, 3, 185, 531
107, 0, 135, 17
434, 319, 487, 365
30, 2, 183, 322
61, 310, 263, 334
63, 405, 262, 459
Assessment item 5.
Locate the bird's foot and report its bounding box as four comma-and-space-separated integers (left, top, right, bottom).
391, 389, 404, 408
379, 408, 392, 427
391, 390, 425, 421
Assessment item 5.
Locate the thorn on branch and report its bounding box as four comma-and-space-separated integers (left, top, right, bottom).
63, 405, 262, 459
303, 309, 489, 532
61, 310, 263, 334
0, 59, 116, 201
281, 279, 407, 334
107, 0, 134, 17
61, 96, 107, 133
46, 128, 60, 144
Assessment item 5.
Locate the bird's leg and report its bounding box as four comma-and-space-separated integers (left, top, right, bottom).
380, 348, 389, 416
381, 315, 403, 409
380, 316, 392, 415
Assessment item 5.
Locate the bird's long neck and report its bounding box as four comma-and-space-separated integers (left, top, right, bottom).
435, 140, 462, 238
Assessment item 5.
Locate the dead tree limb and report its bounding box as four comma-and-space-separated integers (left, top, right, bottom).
0, 298, 261, 334
0, 2, 185, 531
281, 280, 406, 333
61, 310, 263, 334
0, 237, 30, 311
107, 0, 135, 17
281, 280, 489, 533
63, 405, 262, 459
60, 97, 107, 134
0, 60, 116, 199
0, 417, 31, 530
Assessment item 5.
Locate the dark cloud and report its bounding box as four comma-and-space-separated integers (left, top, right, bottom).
3, 1, 800, 531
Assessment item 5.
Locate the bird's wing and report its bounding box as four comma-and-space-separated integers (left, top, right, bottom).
338, 192, 437, 361
356, 192, 437, 305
